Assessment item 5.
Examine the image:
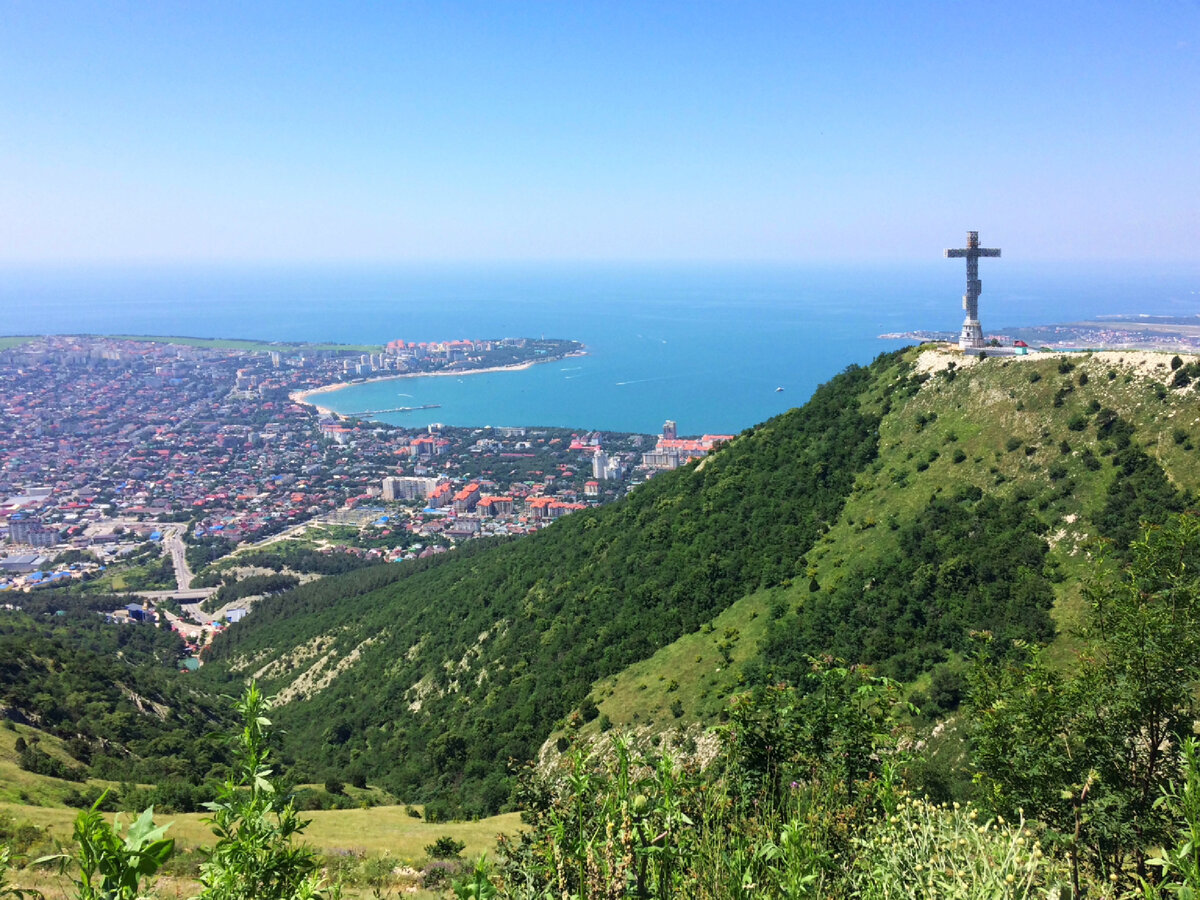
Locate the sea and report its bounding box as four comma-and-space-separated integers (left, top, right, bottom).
1, 261, 1197, 435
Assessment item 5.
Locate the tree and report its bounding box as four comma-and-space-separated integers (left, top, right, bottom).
969, 514, 1200, 891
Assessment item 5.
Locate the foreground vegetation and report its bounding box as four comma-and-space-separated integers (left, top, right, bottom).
6, 513, 1200, 898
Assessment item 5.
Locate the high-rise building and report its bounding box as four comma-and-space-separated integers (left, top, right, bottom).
663, 420, 677, 440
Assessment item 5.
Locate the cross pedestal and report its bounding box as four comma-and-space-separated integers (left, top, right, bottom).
945, 231, 1001, 350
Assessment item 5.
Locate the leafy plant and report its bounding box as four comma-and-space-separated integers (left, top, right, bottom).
1147, 737, 1200, 898
41, 796, 173, 900
0, 845, 43, 900
196, 682, 332, 900
852, 796, 1066, 899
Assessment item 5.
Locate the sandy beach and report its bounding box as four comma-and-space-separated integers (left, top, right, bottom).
289, 354, 583, 417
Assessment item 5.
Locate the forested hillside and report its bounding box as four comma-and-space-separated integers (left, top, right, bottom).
0, 601, 231, 793
198, 349, 913, 813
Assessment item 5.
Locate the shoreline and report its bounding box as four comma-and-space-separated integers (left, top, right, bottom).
289, 352, 586, 418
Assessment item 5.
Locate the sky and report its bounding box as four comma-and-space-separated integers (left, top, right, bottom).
1, 2, 1198, 264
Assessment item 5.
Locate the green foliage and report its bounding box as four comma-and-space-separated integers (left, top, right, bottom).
499, 662, 909, 899
764, 493, 1054, 683
196, 683, 330, 900
202, 573, 299, 614
452, 854, 498, 899
0, 608, 230, 785
1095, 445, 1189, 555
426, 836, 466, 859
852, 798, 1066, 899
1147, 737, 1200, 898
201, 351, 908, 813
0, 846, 42, 900
43, 797, 174, 900
17, 744, 85, 782
969, 514, 1200, 891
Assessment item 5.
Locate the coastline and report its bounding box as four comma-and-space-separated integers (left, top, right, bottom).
289, 352, 585, 418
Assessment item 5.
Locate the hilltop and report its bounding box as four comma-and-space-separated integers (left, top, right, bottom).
193, 344, 1200, 815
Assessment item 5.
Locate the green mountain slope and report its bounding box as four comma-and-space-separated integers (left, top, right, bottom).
198, 349, 911, 813
573, 348, 1200, 739
200, 346, 1200, 815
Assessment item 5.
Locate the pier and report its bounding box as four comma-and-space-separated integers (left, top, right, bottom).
350, 403, 442, 416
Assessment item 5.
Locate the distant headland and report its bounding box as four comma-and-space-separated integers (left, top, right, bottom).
881, 315, 1200, 354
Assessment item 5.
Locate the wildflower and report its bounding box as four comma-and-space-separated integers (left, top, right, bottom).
1006, 874, 1015, 884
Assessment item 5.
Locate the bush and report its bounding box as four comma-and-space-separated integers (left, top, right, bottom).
425, 836, 466, 859
852, 797, 1066, 899
579, 697, 600, 723
421, 858, 467, 889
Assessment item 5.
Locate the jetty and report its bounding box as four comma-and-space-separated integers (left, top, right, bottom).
350, 403, 442, 417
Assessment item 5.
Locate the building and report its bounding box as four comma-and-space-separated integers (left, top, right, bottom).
382, 476, 438, 501
477, 496, 514, 517
427, 482, 454, 509
592, 450, 623, 480
8, 513, 59, 547
641, 433, 733, 470
452, 482, 481, 513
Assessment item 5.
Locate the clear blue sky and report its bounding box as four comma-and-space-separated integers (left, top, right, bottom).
1, 2, 1197, 263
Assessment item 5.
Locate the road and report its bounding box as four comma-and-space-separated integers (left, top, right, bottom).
161, 526, 194, 590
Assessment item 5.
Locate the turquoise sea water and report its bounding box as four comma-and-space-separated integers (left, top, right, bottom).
2, 262, 1197, 433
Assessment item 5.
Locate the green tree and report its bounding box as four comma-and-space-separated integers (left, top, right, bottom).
969, 514, 1200, 891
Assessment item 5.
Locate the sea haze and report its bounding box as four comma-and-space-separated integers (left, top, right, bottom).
2, 262, 1197, 434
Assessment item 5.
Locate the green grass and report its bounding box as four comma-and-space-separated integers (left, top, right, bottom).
1, 727, 520, 861
0, 336, 35, 349
577, 589, 773, 735
0, 725, 119, 807
0, 800, 520, 861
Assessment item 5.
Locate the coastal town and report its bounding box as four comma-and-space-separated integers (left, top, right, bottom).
0, 335, 730, 656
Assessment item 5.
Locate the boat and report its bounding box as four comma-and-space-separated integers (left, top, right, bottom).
775, 386, 784, 392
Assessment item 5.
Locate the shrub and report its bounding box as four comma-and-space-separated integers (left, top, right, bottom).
425, 836, 466, 859
852, 797, 1066, 899
422, 858, 467, 889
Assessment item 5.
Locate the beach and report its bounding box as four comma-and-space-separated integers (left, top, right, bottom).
289, 356, 572, 418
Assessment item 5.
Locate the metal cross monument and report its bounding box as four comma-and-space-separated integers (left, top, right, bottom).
945, 231, 1001, 350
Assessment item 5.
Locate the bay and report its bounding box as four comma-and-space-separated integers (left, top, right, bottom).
1, 261, 1196, 434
